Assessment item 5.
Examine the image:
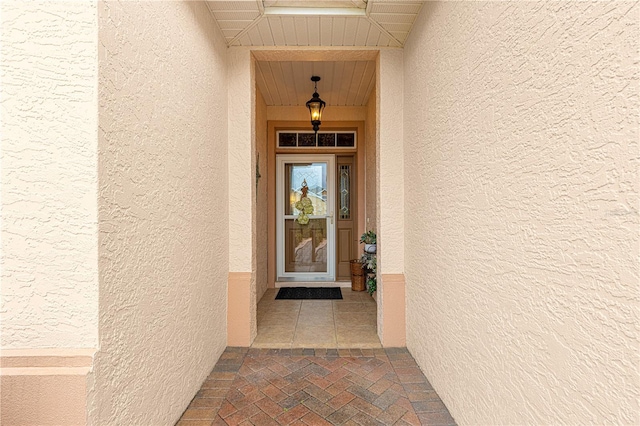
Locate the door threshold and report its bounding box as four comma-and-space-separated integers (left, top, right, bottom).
275, 281, 351, 288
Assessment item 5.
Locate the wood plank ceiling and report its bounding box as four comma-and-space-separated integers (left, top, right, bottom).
255, 60, 376, 106
206, 1, 424, 106
206, 0, 424, 47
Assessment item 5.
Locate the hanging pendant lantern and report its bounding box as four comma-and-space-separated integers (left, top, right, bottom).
306, 76, 326, 134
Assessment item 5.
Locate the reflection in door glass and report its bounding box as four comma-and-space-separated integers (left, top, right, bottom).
278, 133, 297, 147
283, 162, 329, 273
284, 163, 327, 216
317, 133, 336, 147
298, 133, 316, 147
284, 218, 328, 273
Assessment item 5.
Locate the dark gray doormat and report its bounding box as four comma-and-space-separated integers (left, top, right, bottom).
275, 287, 343, 300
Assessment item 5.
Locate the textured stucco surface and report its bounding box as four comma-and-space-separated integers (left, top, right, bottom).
89, 2, 229, 425
404, 2, 639, 424
377, 49, 404, 275
228, 48, 255, 273
365, 86, 377, 231
228, 47, 258, 342
1, 0, 99, 349
377, 49, 404, 343
266, 106, 367, 122
256, 89, 268, 301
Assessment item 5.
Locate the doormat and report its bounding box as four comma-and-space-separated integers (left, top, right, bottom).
275, 287, 343, 300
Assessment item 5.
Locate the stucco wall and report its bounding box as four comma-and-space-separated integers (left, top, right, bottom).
228, 48, 257, 343
376, 49, 405, 345
256, 88, 269, 301
404, 2, 639, 425
90, 2, 229, 425
365, 86, 377, 231
377, 49, 404, 276
267, 105, 367, 122
228, 48, 255, 274
1, 0, 98, 349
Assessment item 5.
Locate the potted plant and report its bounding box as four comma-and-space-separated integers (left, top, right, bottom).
367, 275, 376, 297
360, 230, 377, 253
349, 259, 366, 291
360, 252, 376, 296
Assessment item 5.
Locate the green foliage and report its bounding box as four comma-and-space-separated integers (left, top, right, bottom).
365, 276, 376, 295
360, 252, 376, 271
360, 252, 377, 295
358, 230, 377, 295
359, 230, 377, 244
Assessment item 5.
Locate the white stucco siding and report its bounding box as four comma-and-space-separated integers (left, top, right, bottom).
228, 48, 255, 273
377, 50, 404, 275
376, 50, 405, 344
404, 2, 639, 425
90, 2, 229, 424
256, 89, 269, 301
365, 86, 377, 231
227, 47, 257, 342
1, 0, 99, 349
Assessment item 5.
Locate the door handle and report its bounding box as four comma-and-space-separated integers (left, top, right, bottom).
328, 212, 334, 225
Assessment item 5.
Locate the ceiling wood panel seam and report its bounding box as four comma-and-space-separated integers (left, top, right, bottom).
229, 14, 266, 46
365, 0, 373, 16
205, 1, 232, 45
206, 1, 422, 48
363, 15, 402, 47
399, 1, 425, 45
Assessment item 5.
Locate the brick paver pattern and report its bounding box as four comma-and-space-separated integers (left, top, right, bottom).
177, 347, 456, 426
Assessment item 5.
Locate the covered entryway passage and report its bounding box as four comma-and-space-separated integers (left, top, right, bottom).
3, 1, 636, 426
227, 49, 407, 353
250, 57, 383, 349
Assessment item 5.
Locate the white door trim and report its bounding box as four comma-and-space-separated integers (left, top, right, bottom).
276, 154, 336, 282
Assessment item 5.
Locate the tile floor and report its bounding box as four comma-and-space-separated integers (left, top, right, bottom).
177, 347, 457, 426
254, 288, 380, 349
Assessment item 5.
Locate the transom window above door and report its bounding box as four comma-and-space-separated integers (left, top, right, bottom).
277, 131, 356, 149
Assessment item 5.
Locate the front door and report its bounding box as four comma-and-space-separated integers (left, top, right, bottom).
276, 155, 335, 282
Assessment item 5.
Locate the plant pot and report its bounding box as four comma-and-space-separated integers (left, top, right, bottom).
364, 243, 377, 254
349, 260, 365, 291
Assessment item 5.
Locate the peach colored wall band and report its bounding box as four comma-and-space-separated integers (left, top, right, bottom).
0, 348, 94, 425
381, 274, 406, 347
227, 272, 253, 347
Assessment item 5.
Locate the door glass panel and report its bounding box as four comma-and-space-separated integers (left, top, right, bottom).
317, 133, 336, 147
277, 131, 356, 149
298, 133, 316, 147
339, 165, 351, 219
336, 133, 355, 147
279, 133, 297, 147
284, 218, 328, 272
284, 163, 327, 216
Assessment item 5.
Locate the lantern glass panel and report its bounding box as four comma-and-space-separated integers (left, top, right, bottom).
308, 102, 323, 121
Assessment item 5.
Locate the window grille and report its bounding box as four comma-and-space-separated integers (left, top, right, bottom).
277, 131, 356, 149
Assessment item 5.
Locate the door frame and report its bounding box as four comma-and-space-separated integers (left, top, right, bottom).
267, 121, 365, 288
276, 154, 336, 282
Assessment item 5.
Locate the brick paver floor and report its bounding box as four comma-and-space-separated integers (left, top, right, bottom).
177, 347, 456, 426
